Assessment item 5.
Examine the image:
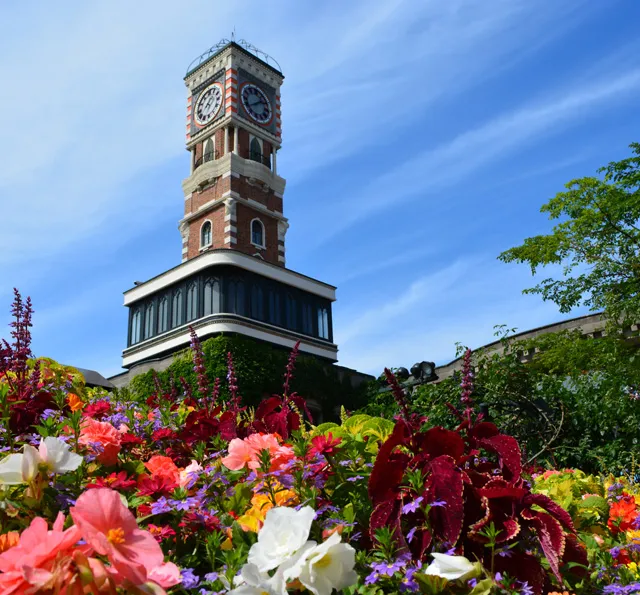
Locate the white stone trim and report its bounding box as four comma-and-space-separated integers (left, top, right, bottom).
124, 250, 336, 305
250, 217, 266, 249
123, 318, 337, 367
182, 153, 285, 196
223, 224, 237, 233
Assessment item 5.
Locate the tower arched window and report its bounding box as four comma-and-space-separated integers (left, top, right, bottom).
203, 278, 220, 316
144, 303, 155, 339
251, 219, 265, 248
131, 309, 142, 345
200, 220, 212, 248
158, 296, 169, 334
203, 137, 214, 162
250, 137, 262, 164
171, 289, 183, 328
251, 285, 264, 320
227, 279, 245, 315
318, 307, 330, 340
186, 282, 198, 321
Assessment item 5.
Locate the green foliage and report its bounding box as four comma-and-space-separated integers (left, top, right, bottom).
361, 328, 640, 474
127, 334, 369, 420
499, 142, 640, 324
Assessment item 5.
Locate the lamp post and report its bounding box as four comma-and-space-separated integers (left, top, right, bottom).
379, 361, 439, 396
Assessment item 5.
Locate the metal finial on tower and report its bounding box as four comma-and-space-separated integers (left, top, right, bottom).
231, 27, 236, 41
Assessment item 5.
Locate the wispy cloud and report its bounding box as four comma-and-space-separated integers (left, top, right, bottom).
306, 66, 640, 247
335, 257, 581, 375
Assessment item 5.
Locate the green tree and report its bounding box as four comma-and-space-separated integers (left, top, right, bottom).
499, 142, 640, 324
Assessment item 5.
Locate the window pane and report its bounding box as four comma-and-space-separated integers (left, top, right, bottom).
187, 283, 198, 321
172, 291, 183, 327
144, 304, 154, 339
204, 279, 220, 316
286, 295, 296, 330
158, 298, 168, 333
269, 291, 281, 325
131, 310, 141, 344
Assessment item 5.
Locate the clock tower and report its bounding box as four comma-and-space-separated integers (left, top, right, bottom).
119, 39, 338, 372
180, 40, 287, 266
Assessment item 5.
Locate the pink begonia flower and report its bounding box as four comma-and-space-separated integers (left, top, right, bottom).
0, 512, 82, 593
79, 418, 122, 466
145, 455, 181, 485
179, 460, 203, 488
148, 561, 183, 588
222, 434, 295, 472
70, 488, 179, 588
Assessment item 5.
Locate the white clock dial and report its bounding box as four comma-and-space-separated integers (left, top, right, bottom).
194, 83, 223, 125
241, 83, 273, 124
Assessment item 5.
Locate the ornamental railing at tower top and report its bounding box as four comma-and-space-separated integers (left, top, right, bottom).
194, 150, 219, 170
186, 38, 282, 76
249, 150, 271, 168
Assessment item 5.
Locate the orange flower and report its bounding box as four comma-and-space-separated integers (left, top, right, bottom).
145, 455, 181, 485
0, 532, 19, 554
67, 393, 84, 412
79, 418, 122, 466
608, 493, 638, 534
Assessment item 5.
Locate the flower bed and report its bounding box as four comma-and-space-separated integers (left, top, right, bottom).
0, 290, 636, 594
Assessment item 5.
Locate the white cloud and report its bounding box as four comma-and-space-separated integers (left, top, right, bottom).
309, 66, 640, 246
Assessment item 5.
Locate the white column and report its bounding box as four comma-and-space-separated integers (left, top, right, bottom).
224, 126, 229, 154
190, 148, 195, 173
233, 125, 239, 155
272, 148, 277, 174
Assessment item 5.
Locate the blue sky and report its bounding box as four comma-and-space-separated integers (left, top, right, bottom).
1, 0, 639, 377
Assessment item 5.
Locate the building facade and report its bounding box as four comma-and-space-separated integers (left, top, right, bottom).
120, 40, 338, 371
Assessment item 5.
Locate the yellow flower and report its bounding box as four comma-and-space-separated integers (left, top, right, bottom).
236, 489, 298, 532
627, 530, 640, 543
628, 562, 639, 578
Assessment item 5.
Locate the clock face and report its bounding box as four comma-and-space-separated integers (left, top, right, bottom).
194, 83, 223, 126
241, 83, 273, 124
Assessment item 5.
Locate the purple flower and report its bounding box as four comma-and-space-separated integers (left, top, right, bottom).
151, 497, 172, 514
402, 496, 424, 515
610, 546, 621, 559
518, 581, 534, 595
204, 572, 219, 582
347, 475, 364, 482
181, 568, 200, 589
371, 560, 403, 577
406, 526, 418, 543
429, 499, 446, 508
365, 571, 380, 585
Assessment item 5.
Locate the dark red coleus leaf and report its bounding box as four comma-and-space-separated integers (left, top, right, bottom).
524, 493, 575, 533
523, 510, 566, 584
368, 421, 411, 505
425, 455, 465, 546
419, 428, 465, 462
477, 434, 522, 481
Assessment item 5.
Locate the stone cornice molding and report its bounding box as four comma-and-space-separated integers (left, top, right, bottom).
182, 153, 285, 196
179, 194, 286, 228
123, 249, 336, 305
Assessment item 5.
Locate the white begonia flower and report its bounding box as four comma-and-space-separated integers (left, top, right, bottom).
247, 506, 315, 572
0, 438, 82, 485
228, 562, 287, 595
424, 553, 477, 581
38, 437, 83, 474
291, 532, 358, 595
